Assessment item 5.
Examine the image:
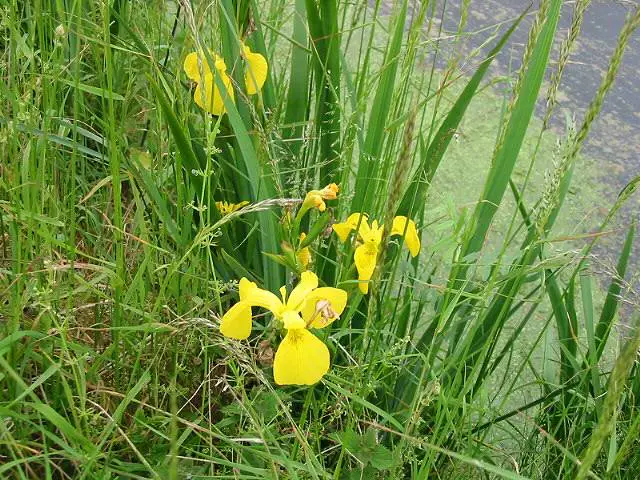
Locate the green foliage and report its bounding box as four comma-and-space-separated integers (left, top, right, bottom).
1, 0, 639, 479
336, 427, 395, 473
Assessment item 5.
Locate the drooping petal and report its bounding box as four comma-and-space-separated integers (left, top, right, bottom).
193, 71, 235, 116
300, 287, 348, 329
238, 277, 283, 315
220, 301, 252, 340
286, 271, 318, 311
391, 216, 421, 257
243, 45, 268, 95
353, 242, 378, 294
332, 213, 368, 243
238, 277, 254, 300
273, 329, 330, 385
332, 222, 353, 243
184, 51, 209, 82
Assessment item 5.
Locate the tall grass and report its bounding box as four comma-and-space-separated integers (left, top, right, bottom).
1, 0, 639, 478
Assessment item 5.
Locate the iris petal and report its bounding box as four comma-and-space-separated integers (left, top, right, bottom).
391, 216, 421, 257
194, 71, 234, 116
282, 310, 306, 330
243, 46, 268, 95
184, 51, 209, 82
220, 301, 252, 340
297, 233, 311, 270
300, 287, 348, 329
238, 277, 254, 301
333, 213, 368, 243
287, 271, 318, 311
354, 242, 378, 294
273, 329, 329, 385
238, 277, 283, 315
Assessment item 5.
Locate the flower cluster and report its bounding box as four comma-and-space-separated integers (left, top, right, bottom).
218, 184, 342, 385
220, 272, 347, 385
216, 182, 422, 386
333, 214, 420, 294
183, 44, 267, 115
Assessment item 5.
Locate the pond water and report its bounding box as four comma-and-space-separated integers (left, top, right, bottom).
380, 0, 640, 304
444, 0, 640, 188
464, 0, 640, 301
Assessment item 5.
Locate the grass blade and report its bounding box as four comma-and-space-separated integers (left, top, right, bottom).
352, 0, 407, 212
464, 0, 562, 257
594, 221, 635, 359
398, 8, 528, 216
283, 0, 310, 157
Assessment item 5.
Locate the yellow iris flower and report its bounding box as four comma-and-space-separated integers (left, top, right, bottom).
333, 214, 421, 294
220, 271, 348, 385
183, 44, 268, 116
216, 200, 249, 215
300, 183, 339, 214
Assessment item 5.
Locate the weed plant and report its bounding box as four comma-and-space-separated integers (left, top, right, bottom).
1, 0, 639, 478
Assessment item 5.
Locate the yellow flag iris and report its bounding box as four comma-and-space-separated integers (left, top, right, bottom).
300, 183, 339, 214
241, 44, 268, 95
215, 200, 249, 215
183, 44, 267, 115
220, 272, 348, 385
333, 214, 421, 294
